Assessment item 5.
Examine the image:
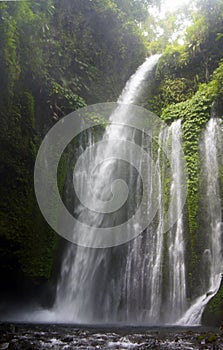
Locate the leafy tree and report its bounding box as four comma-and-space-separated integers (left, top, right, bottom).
146, 4, 194, 54
113, 0, 161, 22
185, 0, 223, 80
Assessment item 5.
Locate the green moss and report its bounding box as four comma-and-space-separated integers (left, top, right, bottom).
160, 59, 223, 240
161, 88, 211, 240
197, 333, 217, 343
207, 333, 217, 343
19, 91, 35, 128
202, 278, 223, 327
0, 89, 60, 283
156, 45, 190, 80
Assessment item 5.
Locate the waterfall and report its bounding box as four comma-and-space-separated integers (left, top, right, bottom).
177, 117, 223, 325
53, 55, 163, 323
51, 51, 189, 323
27, 56, 222, 327
204, 118, 223, 291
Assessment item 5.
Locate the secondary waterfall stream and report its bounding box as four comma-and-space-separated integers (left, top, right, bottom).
178, 117, 223, 325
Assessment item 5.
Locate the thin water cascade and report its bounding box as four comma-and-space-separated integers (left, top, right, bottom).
147, 127, 167, 323
177, 117, 223, 325
147, 120, 186, 324
165, 120, 187, 322
204, 119, 223, 291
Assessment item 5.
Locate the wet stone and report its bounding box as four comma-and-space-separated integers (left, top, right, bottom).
61, 335, 73, 342
0, 343, 9, 350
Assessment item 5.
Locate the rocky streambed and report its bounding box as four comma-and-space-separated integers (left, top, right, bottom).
0, 323, 222, 349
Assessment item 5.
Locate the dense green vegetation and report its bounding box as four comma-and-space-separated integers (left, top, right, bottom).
149, 0, 223, 235
0, 0, 149, 291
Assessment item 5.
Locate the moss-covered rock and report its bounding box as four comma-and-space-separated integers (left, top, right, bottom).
202, 278, 223, 327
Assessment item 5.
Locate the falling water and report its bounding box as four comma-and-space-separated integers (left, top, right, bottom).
53, 55, 163, 323
204, 119, 223, 291
166, 120, 187, 321
177, 117, 223, 325
52, 78, 188, 324
147, 120, 186, 323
